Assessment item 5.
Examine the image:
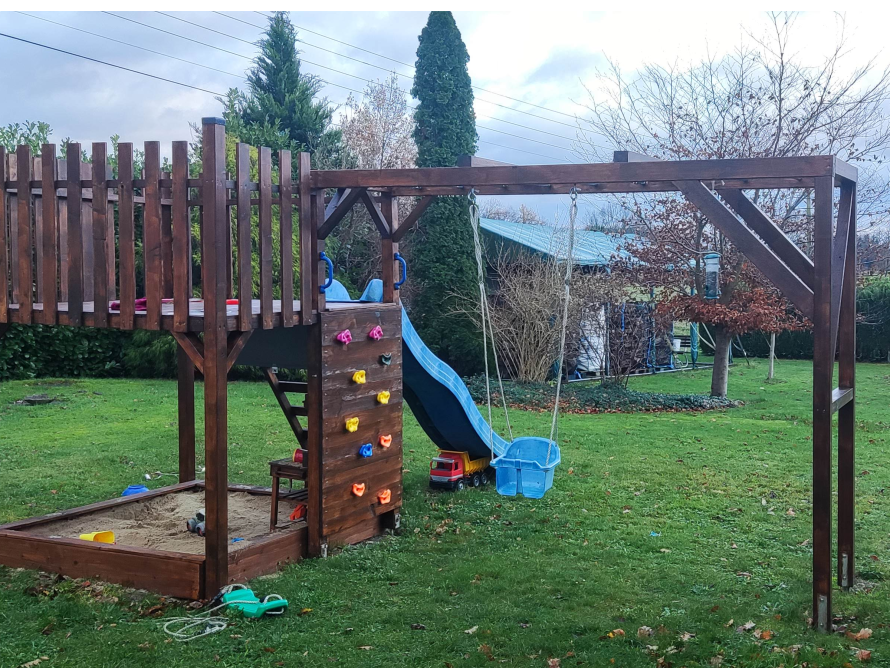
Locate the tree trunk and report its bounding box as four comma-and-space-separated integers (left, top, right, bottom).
768, 332, 776, 380
710, 325, 732, 398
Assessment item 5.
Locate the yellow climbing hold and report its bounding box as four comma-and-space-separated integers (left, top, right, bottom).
376, 390, 391, 405
352, 370, 367, 384
345, 417, 360, 432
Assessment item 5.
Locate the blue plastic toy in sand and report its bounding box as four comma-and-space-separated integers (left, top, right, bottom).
491, 437, 560, 499
121, 484, 149, 497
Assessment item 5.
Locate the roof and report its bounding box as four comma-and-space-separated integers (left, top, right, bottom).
479, 218, 634, 267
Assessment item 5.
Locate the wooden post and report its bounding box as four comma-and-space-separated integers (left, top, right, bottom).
837, 184, 856, 591
40, 145, 58, 325
201, 118, 230, 595
298, 153, 314, 324
16, 146, 33, 323
178, 345, 196, 482
812, 175, 834, 632
312, 191, 326, 313
66, 144, 83, 327
0, 148, 7, 324
380, 194, 398, 303
91, 143, 108, 328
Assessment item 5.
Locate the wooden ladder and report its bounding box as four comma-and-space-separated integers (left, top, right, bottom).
262, 367, 308, 448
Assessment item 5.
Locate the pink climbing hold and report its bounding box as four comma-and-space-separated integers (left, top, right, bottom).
335, 329, 352, 345
368, 325, 383, 341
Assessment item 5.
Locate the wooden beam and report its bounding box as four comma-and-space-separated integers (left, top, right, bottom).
837, 185, 856, 592
675, 180, 814, 320
226, 330, 253, 373
360, 189, 390, 238
317, 187, 363, 239
811, 174, 834, 632
391, 196, 434, 243
311, 155, 837, 190
177, 345, 196, 482
172, 331, 205, 376
834, 157, 858, 184
830, 182, 854, 356
201, 117, 230, 597
718, 189, 815, 291
380, 193, 398, 302
298, 153, 315, 324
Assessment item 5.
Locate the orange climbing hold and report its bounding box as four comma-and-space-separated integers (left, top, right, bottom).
378, 489, 392, 504
345, 417, 359, 432
352, 483, 366, 497
378, 434, 392, 448
376, 390, 391, 405
289, 504, 307, 521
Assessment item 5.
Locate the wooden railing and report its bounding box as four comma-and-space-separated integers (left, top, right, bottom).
0, 120, 313, 332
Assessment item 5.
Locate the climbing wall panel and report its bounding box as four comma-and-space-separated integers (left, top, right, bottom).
312, 305, 403, 547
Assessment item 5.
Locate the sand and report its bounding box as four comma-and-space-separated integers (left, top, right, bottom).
25, 490, 301, 554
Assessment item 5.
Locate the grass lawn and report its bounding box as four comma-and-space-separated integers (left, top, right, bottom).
1, 359, 889, 667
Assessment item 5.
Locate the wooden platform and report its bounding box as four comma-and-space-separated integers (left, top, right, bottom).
6, 299, 386, 330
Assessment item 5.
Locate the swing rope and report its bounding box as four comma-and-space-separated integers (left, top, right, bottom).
546, 187, 578, 465
468, 190, 514, 453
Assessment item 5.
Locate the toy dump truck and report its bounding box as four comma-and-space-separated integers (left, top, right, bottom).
429, 450, 493, 491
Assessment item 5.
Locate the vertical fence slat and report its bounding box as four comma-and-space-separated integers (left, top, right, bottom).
236, 143, 252, 331
106, 171, 116, 302
0, 148, 7, 323
80, 161, 94, 303
91, 143, 108, 328
66, 144, 83, 326
279, 150, 294, 327
118, 143, 135, 330
258, 147, 273, 329
172, 141, 191, 333
161, 170, 174, 300
225, 171, 234, 299
15, 146, 33, 323
33, 156, 43, 306
143, 142, 162, 330
312, 191, 326, 314
40, 145, 58, 325
9, 154, 18, 304
298, 152, 313, 325
57, 159, 68, 302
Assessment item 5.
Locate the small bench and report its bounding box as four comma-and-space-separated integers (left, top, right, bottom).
269, 456, 307, 531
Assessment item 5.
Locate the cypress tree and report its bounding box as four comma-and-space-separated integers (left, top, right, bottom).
222, 12, 341, 167
409, 12, 481, 375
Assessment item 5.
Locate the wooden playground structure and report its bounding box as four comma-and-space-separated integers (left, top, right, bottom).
0, 118, 856, 631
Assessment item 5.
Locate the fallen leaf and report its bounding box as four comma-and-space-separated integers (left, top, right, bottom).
736, 571, 752, 579
358, 645, 373, 650
857, 649, 872, 662
847, 628, 873, 641
736, 621, 755, 633
465, 626, 478, 635
410, 623, 426, 630
20, 659, 50, 668
679, 632, 696, 641
638, 626, 654, 637
786, 508, 796, 516
612, 628, 625, 636
299, 607, 313, 616
709, 656, 723, 666
478, 644, 494, 660
547, 659, 560, 668
263, 647, 276, 653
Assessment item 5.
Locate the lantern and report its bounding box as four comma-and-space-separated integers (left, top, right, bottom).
703, 253, 721, 299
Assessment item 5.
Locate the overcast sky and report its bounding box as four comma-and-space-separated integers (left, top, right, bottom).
1, 10, 888, 219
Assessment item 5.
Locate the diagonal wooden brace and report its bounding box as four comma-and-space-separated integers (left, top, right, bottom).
317, 187, 364, 239
392, 196, 435, 243
676, 180, 814, 320
360, 190, 390, 238
830, 182, 854, 357
172, 332, 205, 376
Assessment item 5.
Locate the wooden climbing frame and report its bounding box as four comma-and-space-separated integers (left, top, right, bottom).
0, 120, 856, 629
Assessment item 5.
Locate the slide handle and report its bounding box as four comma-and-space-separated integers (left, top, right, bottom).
319, 251, 334, 294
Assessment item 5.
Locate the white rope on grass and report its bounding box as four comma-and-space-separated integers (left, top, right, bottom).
161, 585, 285, 642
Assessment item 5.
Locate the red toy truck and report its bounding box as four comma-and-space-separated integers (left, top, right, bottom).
429, 450, 493, 491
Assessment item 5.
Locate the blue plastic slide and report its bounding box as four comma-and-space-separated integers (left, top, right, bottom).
330, 279, 558, 497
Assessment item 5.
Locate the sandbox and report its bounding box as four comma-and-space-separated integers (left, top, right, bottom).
0, 481, 308, 599
24, 489, 301, 554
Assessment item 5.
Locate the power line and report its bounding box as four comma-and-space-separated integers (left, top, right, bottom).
16, 12, 245, 81
156, 11, 579, 145
0, 32, 225, 96
101, 11, 576, 153
0, 30, 565, 164
229, 11, 583, 133
254, 10, 583, 123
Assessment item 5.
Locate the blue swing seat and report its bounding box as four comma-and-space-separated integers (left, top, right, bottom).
491, 437, 560, 499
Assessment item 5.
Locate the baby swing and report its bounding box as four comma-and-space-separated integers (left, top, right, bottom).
466, 187, 580, 499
